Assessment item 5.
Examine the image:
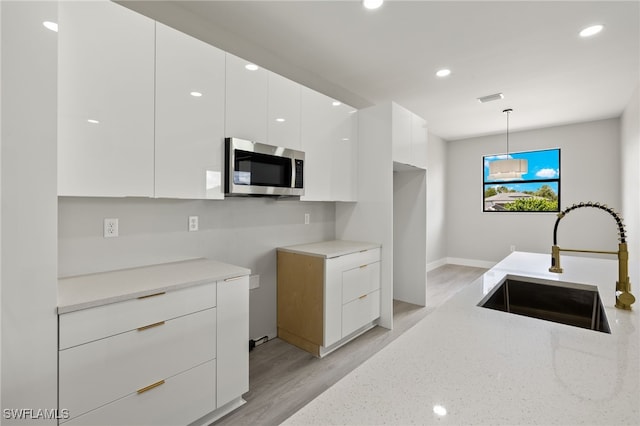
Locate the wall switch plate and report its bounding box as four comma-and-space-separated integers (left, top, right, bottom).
104, 218, 119, 238
249, 275, 260, 290
510, 245, 516, 252
304, 213, 310, 225
188, 216, 199, 232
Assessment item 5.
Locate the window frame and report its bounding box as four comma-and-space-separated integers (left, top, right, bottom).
482, 148, 561, 213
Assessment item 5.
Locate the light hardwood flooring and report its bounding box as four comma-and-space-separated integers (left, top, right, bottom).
213, 264, 487, 426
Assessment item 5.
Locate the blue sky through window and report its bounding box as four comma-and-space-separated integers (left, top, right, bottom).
484, 148, 560, 182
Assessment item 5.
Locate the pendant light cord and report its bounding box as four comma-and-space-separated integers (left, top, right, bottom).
503, 108, 513, 157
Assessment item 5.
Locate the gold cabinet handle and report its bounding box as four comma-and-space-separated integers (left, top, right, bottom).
359, 294, 368, 300
137, 292, 165, 300
137, 379, 165, 394
224, 276, 245, 282
360, 264, 367, 269
137, 321, 165, 332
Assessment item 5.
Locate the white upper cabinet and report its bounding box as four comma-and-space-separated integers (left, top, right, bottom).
411, 114, 428, 170
300, 87, 333, 201
391, 102, 428, 169
58, 0, 155, 197
268, 73, 301, 150
300, 88, 358, 202
155, 23, 226, 199
225, 54, 268, 143
392, 104, 413, 166
331, 103, 358, 202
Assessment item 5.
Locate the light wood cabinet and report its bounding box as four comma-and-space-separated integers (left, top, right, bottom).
58, 0, 155, 197
277, 241, 380, 357
154, 22, 226, 199
300, 87, 358, 202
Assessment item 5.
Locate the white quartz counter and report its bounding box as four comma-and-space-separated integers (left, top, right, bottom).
58, 258, 250, 314
284, 252, 639, 425
277, 240, 381, 259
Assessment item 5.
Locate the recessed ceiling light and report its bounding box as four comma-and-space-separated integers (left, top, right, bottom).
436, 69, 451, 78
363, 0, 383, 10
190, 91, 203, 97
275, 118, 286, 122
332, 101, 342, 107
87, 119, 100, 124
433, 405, 447, 417
580, 24, 604, 37
43, 21, 58, 32
245, 63, 259, 71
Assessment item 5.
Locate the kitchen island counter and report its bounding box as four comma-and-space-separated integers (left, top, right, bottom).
284, 251, 639, 425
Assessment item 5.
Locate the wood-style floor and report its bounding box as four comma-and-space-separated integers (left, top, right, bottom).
213, 264, 487, 426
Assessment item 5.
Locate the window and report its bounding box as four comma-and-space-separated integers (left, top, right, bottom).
483, 148, 560, 212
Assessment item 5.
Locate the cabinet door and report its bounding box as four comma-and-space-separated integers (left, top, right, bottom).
155, 23, 226, 199
330, 103, 358, 201
411, 114, 428, 170
391, 103, 412, 167
58, 0, 155, 197
300, 88, 336, 201
268, 72, 301, 150
216, 275, 249, 408
225, 54, 268, 143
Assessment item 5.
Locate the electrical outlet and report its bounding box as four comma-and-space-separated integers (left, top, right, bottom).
304, 213, 310, 225
188, 216, 199, 232
104, 218, 119, 238
510, 245, 516, 252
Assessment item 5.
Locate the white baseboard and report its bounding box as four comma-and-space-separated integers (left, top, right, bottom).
426, 258, 448, 272
446, 257, 497, 269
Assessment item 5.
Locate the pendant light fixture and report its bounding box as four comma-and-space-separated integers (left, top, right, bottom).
488, 109, 528, 180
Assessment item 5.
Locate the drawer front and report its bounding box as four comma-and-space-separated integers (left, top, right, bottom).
329, 247, 380, 272
342, 261, 380, 304
342, 289, 380, 338
60, 307, 216, 420
62, 359, 216, 426
60, 282, 216, 349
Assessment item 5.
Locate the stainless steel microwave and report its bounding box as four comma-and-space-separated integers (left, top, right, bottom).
224, 137, 305, 197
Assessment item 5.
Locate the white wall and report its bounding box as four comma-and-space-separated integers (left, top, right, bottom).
621, 84, 640, 282
446, 118, 622, 267
1, 2, 58, 423
58, 197, 335, 340
393, 169, 427, 305
426, 132, 447, 268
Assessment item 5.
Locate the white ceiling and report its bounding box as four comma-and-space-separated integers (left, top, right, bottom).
120, 0, 640, 141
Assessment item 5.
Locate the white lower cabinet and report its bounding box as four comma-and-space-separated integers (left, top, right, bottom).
277, 243, 381, 357
58, 275, 249, 425
63, 360, 216, 426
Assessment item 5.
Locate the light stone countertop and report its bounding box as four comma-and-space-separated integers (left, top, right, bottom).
283, 251, 639, 425
277, 240, 381, 259
58, 258, 250, 314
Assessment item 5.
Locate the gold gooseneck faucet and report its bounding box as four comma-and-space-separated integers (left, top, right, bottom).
549, 202, 635, 310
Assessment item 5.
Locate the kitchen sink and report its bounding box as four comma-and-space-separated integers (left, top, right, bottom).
478, 276, 610, 333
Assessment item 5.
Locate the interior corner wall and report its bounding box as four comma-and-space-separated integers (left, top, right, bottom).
1, 2, 58, 422
393, 169, 427, 305
446, 118, 622, 265
426, 132, 447, 267
621, 83, 640, 283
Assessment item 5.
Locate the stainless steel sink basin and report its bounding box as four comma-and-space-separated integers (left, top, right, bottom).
478, 275, 610, 333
